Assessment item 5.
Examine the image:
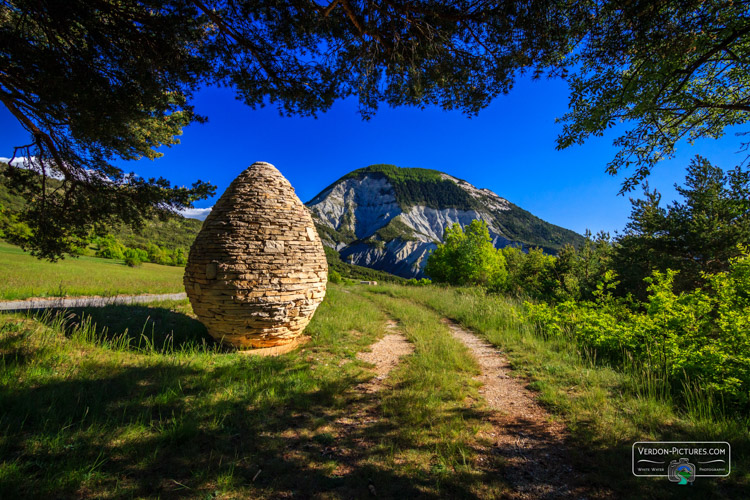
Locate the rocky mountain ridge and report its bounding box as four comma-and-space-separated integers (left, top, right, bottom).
306, 164, 584, 278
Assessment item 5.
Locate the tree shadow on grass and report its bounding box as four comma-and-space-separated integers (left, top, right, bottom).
0, 304, 508, 499
0, 329, 32, 368
30, 303, 215, 353
0, 353, 478, 499
9, 303, 740, 498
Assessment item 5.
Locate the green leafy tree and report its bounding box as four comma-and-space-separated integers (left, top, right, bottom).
556, 1, 750, 192
613, 156, 750, 297
1, 1, 217, 259
504, 246, 556, 299
1, 0, 579, 259
171, 247, 187, 266
424, 223, 465, 285
550, 231, 613, 301
426, 220, 507, 290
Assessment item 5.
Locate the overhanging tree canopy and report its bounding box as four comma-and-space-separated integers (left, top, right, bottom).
2, 0, 749, 259
0, 0, 582, 258
557, 0, 750, 192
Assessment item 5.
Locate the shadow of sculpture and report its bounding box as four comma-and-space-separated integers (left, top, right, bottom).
28, 303, 215, 353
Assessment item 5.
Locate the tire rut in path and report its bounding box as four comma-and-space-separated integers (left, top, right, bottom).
323, 319, 414, 488
355, 319, 414, 392
442, 318, 591, 499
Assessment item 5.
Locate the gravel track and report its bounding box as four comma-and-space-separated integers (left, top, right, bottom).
442, 318, 603, 499
355, 319, 414, 393
0, 292, 187, 311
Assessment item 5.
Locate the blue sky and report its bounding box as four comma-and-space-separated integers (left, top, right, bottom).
1, 76, 746, 235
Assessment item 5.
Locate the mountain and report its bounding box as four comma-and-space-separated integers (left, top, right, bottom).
306, 164, 584, 278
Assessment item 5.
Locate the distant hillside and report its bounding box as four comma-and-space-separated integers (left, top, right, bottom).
307, 164, 584, 278
114, 216, 202, 250
0, 163, 405, 281
0, 164, 203, 251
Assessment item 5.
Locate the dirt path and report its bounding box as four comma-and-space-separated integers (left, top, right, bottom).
442, 318, 589, 499
0, 292, 187, 311
355, 319, 414, 392
312, 319, 413, 490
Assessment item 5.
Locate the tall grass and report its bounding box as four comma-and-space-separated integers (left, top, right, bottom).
2, 285, 515, 498
2, 282, 747, 498
371, 284, 749, 498
0, 287, 399, 498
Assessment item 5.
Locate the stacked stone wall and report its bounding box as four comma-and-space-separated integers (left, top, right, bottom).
184, 162, 328, 348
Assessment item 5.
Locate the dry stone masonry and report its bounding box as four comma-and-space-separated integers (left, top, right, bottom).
184, 162, 328, 349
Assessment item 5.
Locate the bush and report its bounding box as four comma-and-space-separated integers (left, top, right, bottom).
95, 235, 125, 260
3, 220, 33, 243
526, 250, 750, 410
123, 248, 143, 267
68, 243, 88, 256
328, 270, 342, 284
146, 243, 173, 265
123, 247, 148, 267
406, 278, 432, 286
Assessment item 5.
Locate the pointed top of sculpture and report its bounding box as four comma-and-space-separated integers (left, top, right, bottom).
239, 161, 288, 184
249, 161, 275, 168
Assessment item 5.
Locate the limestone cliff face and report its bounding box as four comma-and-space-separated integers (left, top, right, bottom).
184, 162, 327, 348
309, 174, 400, 239
306, 165, 583, 278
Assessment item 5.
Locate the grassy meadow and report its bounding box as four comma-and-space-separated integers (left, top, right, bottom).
0, 242, 185, 300
0, 286, 505, 498
0, 246, 747, 498
368, 284, 750, 497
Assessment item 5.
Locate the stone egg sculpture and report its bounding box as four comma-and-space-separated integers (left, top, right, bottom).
184, 162, 328, 349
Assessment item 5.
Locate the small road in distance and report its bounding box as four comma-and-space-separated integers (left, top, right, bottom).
0, 293, 187, 311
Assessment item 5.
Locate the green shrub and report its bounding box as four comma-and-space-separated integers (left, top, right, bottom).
68, 243, 88, 256
95, 235, 125, 260
123, 248, 143, 267
3, 220, 33, 243
526, 250, 750, 410
329, 270, 342, 284
406, 278, 432, 286
146, 243, 172, 265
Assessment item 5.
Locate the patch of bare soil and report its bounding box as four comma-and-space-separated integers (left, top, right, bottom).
355, 320, 414, 393
442, 318, 607, 499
